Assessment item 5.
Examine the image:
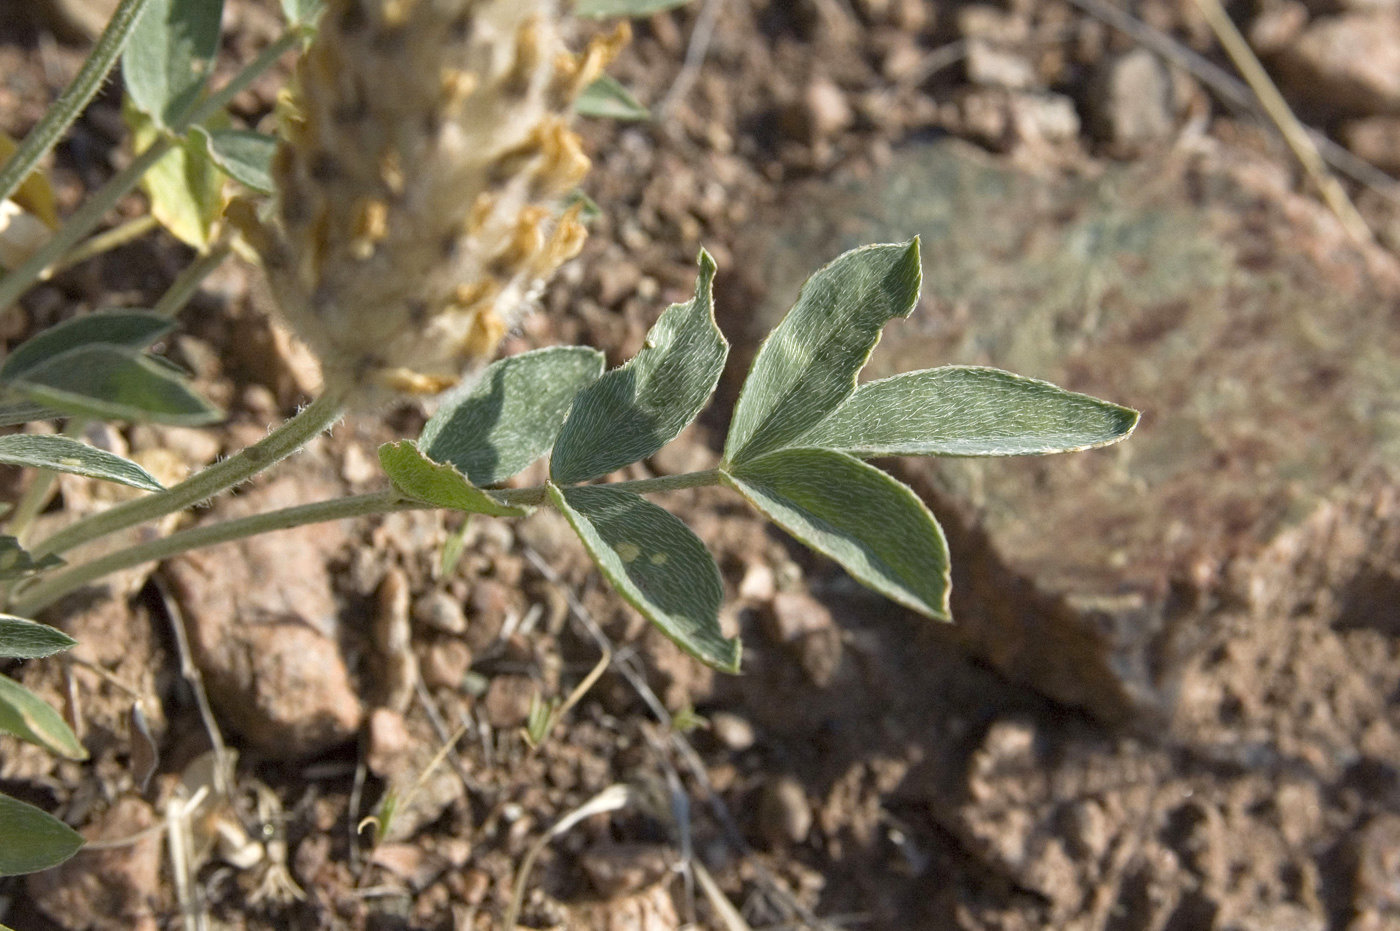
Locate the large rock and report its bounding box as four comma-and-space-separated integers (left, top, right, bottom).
736, 139, 1400, 724
1273, 13, 1400, 117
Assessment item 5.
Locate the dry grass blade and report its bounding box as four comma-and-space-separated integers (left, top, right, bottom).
693, 858, 753, 931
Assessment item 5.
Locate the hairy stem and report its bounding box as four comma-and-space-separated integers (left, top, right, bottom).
28, 387, 350, 561
12, 490, 414, 617
0, 0, 153, 207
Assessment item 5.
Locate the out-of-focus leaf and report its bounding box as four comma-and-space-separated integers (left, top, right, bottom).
724, 240, 922, 466
576, 75, 649, 121
280, 0, 325, 26
0, 132, 59, 227
199, 127, 276, 194
0, 616, 76, 660
0, 536, 64, 582
378, 441, 528, 517
420, 347, 604, 487
724, 448, 950, 619
0, 673, 87, 759
9, 344, 222, 426
575, 0, 692, 17
0, 311, 172, 382
552, 251, 725, 484
549, 483, 739, 671
126, 102, 225, 251
0, 792, 84, 877
797, 366, 1141, 457
0, 199, 52, 271
0, 402, 61, 427
121, 0, 226, 127
0, 434, 163, 491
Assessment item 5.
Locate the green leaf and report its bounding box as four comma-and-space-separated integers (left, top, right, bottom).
0, 401, 64, 426
0, 673, 87, 759
121, 0, 226, 127
0, 536, 64, 582
576, 75, 649, 121
9, 344, 222, 427
0, 434, 163, 491
420, 347, 604, 487
724, 448, 950, 619
127, 102, 226, 251
280, 0, 325, 26
0, 311, 173, 382
724, 240, 922, 467
198, 127, 276, 194
797, 366, 1141, 457
0, 792, 84, 876
0, 616, 76, 660
552, 251, 726, 484
575, 0, 693, 16
549, 483, 739, 671
378, 441, 528, 517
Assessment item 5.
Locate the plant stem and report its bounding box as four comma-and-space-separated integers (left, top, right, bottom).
46, 215, 160, 276
11, 490, 415, 617
0, 27, 302, 316
0, 0, 153, 208
152, 241, 231, 317
28, 387, 350, 560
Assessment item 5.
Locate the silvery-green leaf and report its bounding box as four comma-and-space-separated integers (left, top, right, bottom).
575, 0, 692, 16
724, 448, 950, 619
420, 347, 604, 486
0, 792, 83, 877
199, 127, 276, 194
550, 483, 739, 671
0, 402, 63, 427
0, 616, 76, 660
576, 75, 649, 121
798, 366, 1140, 457
0, 311, 172, 382
121, 0, 225, 127
552, 251, 725, 484
0, 673, 87, 759
724, 240, 922, 466
9, 344, 222, 426
0, 536, 64, 582
378, 441, 528, 517
0, 434, 163, 491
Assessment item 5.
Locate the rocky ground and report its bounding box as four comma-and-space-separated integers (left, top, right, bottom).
2, 0, 1400, 928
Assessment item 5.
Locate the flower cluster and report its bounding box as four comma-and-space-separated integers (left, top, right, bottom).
259, 0, 625, 403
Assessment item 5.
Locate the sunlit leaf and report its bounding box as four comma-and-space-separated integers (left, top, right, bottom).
280, 0, 325, 27
378, 441, 528, 517
724, 448, 950, 619
122, 0, 226, 127
0, 616, 76, 660
797, 366, 1141, 457
0, 434, 163, 491
552, 251, 725, 484
576, 75, 649, 121
0, 673, 87, 760
420, 347, 604, 486
724, 240, 922, 466
199, 127, 276, 194
127, 102, 225, 251
0, 792, 83, 877
550, 483, 739, 671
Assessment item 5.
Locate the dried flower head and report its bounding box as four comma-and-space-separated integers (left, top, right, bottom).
258, 0, 625, 403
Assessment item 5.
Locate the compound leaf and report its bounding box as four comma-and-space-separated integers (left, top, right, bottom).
378, 441, 528, 517
122, 0, 225, 127
8, 344, 221, 426
724, 448, 950, 620
0, 673, 86, 760
0, 792, 83, 877
550, 483, 739, 672
0, 616, 76, 660
0, 311, 172, 382
724, 240, 922, 466
798, 366, 1141, 457
420, 347, 604, 487
552, 251, 725, 484
0, 434, 163, 491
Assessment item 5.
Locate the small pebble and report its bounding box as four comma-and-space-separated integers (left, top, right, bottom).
758, 776, 813, 847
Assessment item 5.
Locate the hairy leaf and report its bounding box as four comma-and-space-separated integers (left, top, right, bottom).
378, 442, 528, 517
550, 483, 739, 671
724, 240, 922, 466
9, 344, 222, 426
798, 366, 1141, 457
552, 251, 725, 484
725, 448, 950, 619
0, 793, 84, 877
0, 311, 172, 382
0, 434, 163, 491
122, 0, 226, 127
420, 347, 604, 486
0, 616, 76, 660
0, 673, 87, 759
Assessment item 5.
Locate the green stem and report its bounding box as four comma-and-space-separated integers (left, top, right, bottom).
47, 215, 160, 276
151, 241, 231, 317
0, 0, 154, 208
12, 490, 415, 617
0, 27, 303, 316
28, 387, 349, 560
